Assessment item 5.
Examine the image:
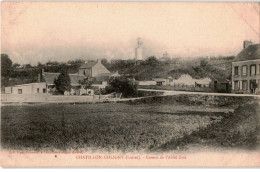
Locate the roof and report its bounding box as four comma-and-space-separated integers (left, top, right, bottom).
79, 61, 97, 69
153, 78, 167, 82
95, 71, 120, 78
7, 82, 46, 87
213, 78, 229, 83
43, 72, 85, 85
234, 44, 260, 62
95, 73, 113, 77
69, 74, 85, 85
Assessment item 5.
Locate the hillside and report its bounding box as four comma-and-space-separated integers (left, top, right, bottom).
105, 56, 234, 81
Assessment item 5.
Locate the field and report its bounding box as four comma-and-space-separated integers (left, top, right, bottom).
1, 95, 259, 152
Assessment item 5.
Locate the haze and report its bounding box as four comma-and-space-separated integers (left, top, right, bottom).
1, 2, 260, 65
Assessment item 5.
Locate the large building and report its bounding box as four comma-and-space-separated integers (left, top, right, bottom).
232, 41, 260, 94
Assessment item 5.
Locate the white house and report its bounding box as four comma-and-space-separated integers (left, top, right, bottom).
169, 74, 211, 87
5, 83, 47, 94
138, 80, 157, 86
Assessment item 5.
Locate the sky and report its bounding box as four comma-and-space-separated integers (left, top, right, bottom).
1, 2, 260, 65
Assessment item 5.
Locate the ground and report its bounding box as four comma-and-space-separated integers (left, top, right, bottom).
1, 95, 259, 152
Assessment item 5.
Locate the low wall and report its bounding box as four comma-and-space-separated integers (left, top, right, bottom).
1, 94, 49, 102
47, 95, 95, 102
138, 85, 213, 92
1, 94, 96, 103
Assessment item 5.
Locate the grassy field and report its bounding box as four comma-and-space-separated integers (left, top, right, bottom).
1, 95, 259, 152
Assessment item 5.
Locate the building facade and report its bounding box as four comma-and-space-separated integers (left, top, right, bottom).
5, 83, 47, 94
78, 59, 111, 78
232, 42, 260, 94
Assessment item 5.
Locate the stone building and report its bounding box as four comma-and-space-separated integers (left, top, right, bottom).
232, 41, 260, 94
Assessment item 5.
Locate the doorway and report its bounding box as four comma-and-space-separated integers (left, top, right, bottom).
250, 79, 257, 94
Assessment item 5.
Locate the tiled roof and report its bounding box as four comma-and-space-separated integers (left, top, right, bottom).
234, 44, 260, 62
43, 72, 85, 85
94, 71, 120, 78
79, 61, 97, 69
152, 78, 167, 82
42, 72, 59, 85
95, 73, 113, 77
69, 74, 85, 85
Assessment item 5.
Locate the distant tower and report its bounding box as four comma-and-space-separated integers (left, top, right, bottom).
162, 52, 169, 59
135, 37, 143, 60
243, 40, 253, 49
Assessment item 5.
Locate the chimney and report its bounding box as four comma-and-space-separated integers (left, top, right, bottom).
38, 68, 44, 82
243, 40, 253, 49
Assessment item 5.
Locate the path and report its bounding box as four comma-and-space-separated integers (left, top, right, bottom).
138, 88, 260, 98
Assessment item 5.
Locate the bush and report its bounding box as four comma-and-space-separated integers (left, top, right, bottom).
106, 77, 138, 98
54, 71, 71, 95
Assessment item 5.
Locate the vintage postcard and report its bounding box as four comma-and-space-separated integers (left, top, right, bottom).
0, 1, 260, 167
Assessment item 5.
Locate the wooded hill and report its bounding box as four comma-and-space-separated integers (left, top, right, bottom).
1, 54, 234, 89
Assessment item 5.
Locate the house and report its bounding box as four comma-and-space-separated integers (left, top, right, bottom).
78, 59, 120, 88
169, 74, 211, 87
152, 78, 170, 86
95, 71, 120, 82
4, 83, 47, 94
37, 59, 120, 94
40, 71, 85, 94
79, 59, 111, 78
232, 41, 260, 94
210, 78, 230, 93
138, 80, 157, 86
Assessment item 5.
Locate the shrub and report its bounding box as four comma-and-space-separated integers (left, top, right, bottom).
54, 71, 71, 95
106, 77, 138, 98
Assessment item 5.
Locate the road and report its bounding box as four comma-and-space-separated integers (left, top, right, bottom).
138, 88, 260, 98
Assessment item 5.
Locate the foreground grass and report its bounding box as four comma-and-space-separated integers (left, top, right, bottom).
1, 95, 259, 152
156, 102, 260, 151
1, 102, 225, 152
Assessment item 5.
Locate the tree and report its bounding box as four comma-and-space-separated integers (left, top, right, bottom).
79, 78, 92, 89
37, 62, 44, 68
1, 54, 13, 77
1, 54, 13, 88
13, 63, 20, 68
106, 77, 138, 98
200, 59, 208, 68
145, 56, 159, 67
24, 64, 32, 68
54, 71, 71, 95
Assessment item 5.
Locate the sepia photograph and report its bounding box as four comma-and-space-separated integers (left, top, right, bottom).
0, 1, 260, 167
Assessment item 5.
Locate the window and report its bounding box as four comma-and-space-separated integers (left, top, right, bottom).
18, 89, 22, 94
242, 80, 248, 90
37, 88, 40, 93
242, 66, 247, 76
234, 81, 239, 90
234, 66, 239, 75
250, 65, 256, 75
43, 88, 46, 93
